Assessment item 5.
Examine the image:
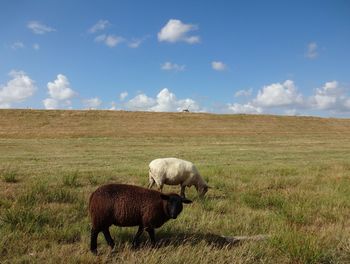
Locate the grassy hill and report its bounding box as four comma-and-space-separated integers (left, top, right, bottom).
0, 110, 349, 263
1, 109, 350, 138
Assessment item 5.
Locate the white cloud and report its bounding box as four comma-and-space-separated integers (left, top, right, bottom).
43, 74, 77, 110
0, 71, 37, 108
43, 98, 58, 110
11, 42, 25, 50
95, 34, 124, 47
128, 39, 143, 48
305, 42, 318, 59
110, 101, 117, 110
311, 81, 350, 111
105, 35, 124, 47
212, 61, 227, 71
227, 103, 262, 114
89, 20, 110, 33
158, 19, 200, 44
33, 43, 40, 50
125, 88, 202, 112
119, 91, 128, 101
27, 21, 55, 34
150, 88, 177, 112
127, 36, 149, 48
125, 94, 156, 111
235, 88, 252, 97
284, 109, 299, 116
47, 74, 76, 100
161, 62, 186, 72
226, 79, 350, 116
83, 97, 102, 109
177, 98, 201, 112
344, 98, 350, 109
255, 80, 303, 107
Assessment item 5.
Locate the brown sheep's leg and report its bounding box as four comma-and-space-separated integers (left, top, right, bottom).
132, 225, 144, 249
103, 228, 115, 249
90, 228, 99, 254
146, 227, 156, 246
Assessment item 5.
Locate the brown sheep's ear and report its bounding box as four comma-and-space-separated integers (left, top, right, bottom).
160, 194, 170, 200
182, 198, 192, 204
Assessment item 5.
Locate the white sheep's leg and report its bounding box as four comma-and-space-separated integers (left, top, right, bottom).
148, 177, 155, 189
158, 184, 163, 192
180, 185, 186, 198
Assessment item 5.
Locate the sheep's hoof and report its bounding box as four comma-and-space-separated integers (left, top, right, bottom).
131, 242, 140, 250
110, 245, 117, 254
91, 249, 98, 255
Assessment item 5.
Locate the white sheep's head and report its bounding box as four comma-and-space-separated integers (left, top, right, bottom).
197, 184, 209, 198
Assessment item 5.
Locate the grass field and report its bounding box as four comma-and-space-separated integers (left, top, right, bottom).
0, 109, 349, 263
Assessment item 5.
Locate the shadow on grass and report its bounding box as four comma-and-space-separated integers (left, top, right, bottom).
155, 231, 241, 248
111, 229, 258, 249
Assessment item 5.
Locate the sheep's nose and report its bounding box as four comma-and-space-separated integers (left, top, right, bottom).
170, 212, 178, 219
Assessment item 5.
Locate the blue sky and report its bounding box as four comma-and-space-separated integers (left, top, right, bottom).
1, 0, 350, 117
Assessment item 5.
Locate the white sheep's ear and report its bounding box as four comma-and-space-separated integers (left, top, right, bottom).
160, 194, 170, 200
182, 198, 192, 204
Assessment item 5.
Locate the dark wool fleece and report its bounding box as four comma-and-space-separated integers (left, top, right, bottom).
89, 184, 172, 231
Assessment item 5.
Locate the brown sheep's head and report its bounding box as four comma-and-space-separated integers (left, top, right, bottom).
161, 193, 192, 219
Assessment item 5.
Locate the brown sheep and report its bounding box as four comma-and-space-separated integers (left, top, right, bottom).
89, 183, 192, 254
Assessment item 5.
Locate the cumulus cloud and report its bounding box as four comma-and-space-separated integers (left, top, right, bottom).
284, 109, 300, 116
89, 20, 110, 33
235, 88, 252, 97
0, 71, 37, 108
128, 39, 142, 48
212, 61, 227, 71
43, 74, 77, 109
125, 88, 202, 112
161, 62, 186, 72
47, 74, 76, 100
119, 91, 128, 101
27, 21, 55, 34
305, 42, 318, 59
226, 79, 350, 116
110, 101, 117, 110
128, 38, 146, 48
125, 94, 156, 111
158, 19, 200, 44
227, 103, 262, 114
11, 42, 25, 50
310, 81, 350, 112
83, 97, 102, 109
95, 34, 125, 47
43, 98, 58, 110
255, 80, 303, 107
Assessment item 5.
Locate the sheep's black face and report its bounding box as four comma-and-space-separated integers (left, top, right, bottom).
161, 194, 192, 219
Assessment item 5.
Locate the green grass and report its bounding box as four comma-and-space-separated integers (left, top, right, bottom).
1, 166, 19, 183
0, 110, 349, 263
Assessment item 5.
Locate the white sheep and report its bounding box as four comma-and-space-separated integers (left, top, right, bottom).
148, 157, 209, 198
